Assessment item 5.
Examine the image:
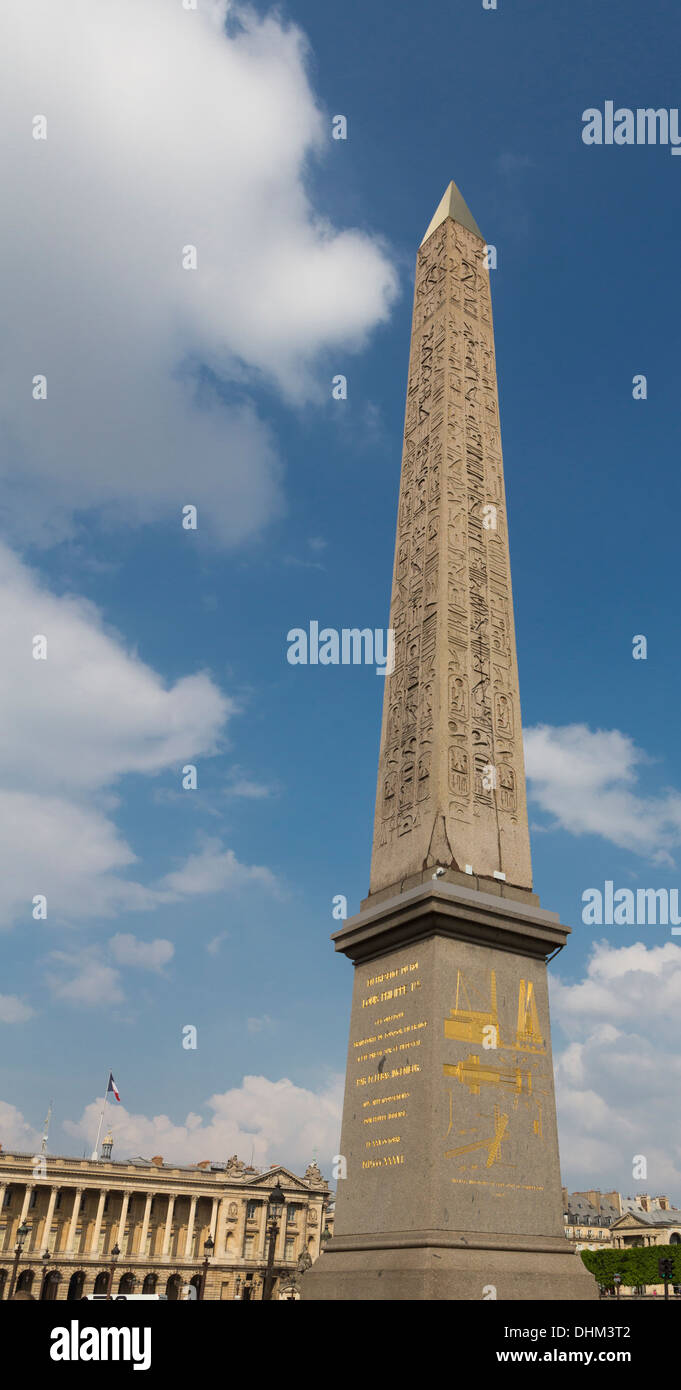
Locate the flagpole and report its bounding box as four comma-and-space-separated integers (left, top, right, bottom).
91, 1071, 110, 1161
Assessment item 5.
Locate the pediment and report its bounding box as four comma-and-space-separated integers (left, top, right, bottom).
240, 1166, 311, 1194
610, 1211, 648, 1229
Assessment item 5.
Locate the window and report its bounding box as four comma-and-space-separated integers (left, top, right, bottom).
29, 1190, 38, 1209
285, 1238, 295, 1260
55, 1192, 62, 1210
2, 1189, 11, 1209
287, 1205, 299, 1224
243, 1235, 255, 1258
246, 1201, 259, 1220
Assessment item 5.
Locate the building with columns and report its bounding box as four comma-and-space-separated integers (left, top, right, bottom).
0, 1140, 333, 1300
562, 1187, 681, 1252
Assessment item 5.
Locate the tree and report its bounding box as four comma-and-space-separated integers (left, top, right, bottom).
581, 1244, 681, 1289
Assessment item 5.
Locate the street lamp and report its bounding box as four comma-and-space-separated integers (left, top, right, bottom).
262, 1181, 285, 1301
107, 1243, 121, 1300
39, 1250, 52, 1301
200, 1234, 214, 1301
7, 1220, 31, 1300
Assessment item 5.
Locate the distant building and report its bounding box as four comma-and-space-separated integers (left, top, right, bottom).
610, 1194, 681, 1249
562, 1188, 681, 1252
0, 1139, 333, 1300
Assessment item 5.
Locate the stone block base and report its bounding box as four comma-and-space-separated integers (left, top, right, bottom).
301, 1237, 599, 1301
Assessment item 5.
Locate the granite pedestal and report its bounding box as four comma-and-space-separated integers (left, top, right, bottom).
302, 879, 597, 1301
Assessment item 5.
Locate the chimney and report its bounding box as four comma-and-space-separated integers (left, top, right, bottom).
151, 1155, 164, 1167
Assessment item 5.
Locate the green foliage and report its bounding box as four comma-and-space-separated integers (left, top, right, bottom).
581, 1243, 681, 1287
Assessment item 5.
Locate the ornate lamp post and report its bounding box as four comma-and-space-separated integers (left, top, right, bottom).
7, 1220, 31, 1300
106, 1243, 120, 1299
200, 1234, 214, 1301
39, 1250, 52, 1301
262, 1181, 285, 1301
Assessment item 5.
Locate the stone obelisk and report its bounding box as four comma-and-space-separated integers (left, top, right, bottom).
302, 183, 596, 1301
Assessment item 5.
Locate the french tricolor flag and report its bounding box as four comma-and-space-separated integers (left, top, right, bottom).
107, 1072, 121, 1103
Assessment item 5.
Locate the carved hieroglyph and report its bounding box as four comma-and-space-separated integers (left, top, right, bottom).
370, 183, 533, 895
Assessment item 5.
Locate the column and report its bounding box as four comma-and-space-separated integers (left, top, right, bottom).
65, 1188, 83, 1254
183, 1194, 197, 1259
19, 1182, 34, 1225
116, 1191, 130, 1249
214, 1196, 227, 1255
138, 1192, 153, 1258
209, 1197, 218, 1238
89, 1190, 106, 1257
162, 1194, 175, 1258
43, 1186, 59, 1252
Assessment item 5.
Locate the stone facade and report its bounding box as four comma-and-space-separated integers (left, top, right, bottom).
561, 1188, 681, 1251
0, 1147, 332, 1300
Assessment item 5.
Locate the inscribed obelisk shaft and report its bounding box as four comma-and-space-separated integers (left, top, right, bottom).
370, 183, 533, 897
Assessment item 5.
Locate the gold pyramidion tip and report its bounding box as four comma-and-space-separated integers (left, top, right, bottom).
421, 180, 483, 245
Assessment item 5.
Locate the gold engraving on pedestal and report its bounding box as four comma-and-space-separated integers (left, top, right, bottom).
442, 968, 549, 1182
444, 1104, 509, 1169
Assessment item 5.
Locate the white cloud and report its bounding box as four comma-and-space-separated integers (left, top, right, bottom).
0, 1101, 42, 1153
247, 1014, 275, 1033
45, 935, 170, 1009
206, 932, 229, 956
63, 1073, 344, 1172
224, 776, 275, 800
0, 543, 277, 928
0, 995, 34, 1024
46, 948, 125, 1009
160, 837, 280, 897
0, 545, 231, 797
525, 723, 681, 864
0, 0, 397, 545
109, 934, 174, 972
551, 942, 681, 1197
552, 939, 681, 1027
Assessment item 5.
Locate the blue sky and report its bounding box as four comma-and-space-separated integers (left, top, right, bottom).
1, 0, 680, 1199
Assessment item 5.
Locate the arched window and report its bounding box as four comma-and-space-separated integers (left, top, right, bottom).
142, 1273, 157, 1294
670, 1232, 680, 1244
17, 1270, 35, 1293
43, 1270, 60, 1302
166, 1274, 182, 1301
67, 1271, 85, 1300
118, 1272, 136, 1296
93, 1271, 109, 1295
